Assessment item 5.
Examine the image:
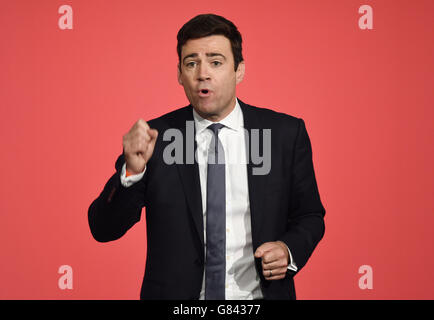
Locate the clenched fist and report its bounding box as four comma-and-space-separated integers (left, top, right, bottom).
254, 241, 289, 281
122, 119, 158, 174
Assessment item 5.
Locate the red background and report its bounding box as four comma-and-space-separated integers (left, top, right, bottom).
1, 0, 433, 299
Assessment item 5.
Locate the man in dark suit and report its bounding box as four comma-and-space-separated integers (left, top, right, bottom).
88, 13, 325, 300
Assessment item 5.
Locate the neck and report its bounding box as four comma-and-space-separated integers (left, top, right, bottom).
196, 97, 236, 122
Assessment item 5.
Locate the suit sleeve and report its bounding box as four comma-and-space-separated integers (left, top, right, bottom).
88, 153, 147, 242
279, 118, 326, 274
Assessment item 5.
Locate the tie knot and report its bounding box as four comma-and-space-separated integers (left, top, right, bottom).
207, 123, 225, 136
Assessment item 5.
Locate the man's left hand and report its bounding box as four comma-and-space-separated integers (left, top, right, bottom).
254, 241, 289, 281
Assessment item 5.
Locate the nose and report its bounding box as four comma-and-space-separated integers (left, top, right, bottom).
197, 63, 211, 81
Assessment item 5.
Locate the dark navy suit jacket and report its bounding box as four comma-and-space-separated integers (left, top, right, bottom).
88, 99, 326, 299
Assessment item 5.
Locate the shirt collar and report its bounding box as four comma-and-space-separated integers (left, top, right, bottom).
192, 98, 243, 135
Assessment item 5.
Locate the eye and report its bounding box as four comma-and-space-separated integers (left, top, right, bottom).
212, 61, 222, 66
185, 61, 196, 68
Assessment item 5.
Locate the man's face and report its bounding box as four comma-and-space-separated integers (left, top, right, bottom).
178, 35, 245, 122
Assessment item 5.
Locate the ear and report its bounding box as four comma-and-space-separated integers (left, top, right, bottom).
235, 61, 245, 85
177, 64, 183, 85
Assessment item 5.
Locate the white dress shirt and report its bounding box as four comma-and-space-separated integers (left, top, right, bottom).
120, 98, 297, 299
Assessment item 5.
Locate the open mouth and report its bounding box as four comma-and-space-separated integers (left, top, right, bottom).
198, 89, 211, 97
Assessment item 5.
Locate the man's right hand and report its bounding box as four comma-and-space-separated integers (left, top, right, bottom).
122, 119, 158, 174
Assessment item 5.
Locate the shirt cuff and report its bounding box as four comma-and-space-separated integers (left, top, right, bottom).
286, 246, 298, 272
120, 162, 146, 187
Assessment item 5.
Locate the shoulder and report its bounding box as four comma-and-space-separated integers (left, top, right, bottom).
239, 99, 304, 134
146, 105, 192, 130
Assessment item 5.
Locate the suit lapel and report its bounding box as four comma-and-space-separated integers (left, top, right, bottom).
239, 99, 269, 249
167, 106, 205, 247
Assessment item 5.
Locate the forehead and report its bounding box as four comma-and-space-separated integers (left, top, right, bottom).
181, 35, 232, 59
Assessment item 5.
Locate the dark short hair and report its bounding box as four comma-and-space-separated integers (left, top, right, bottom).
177, 14, 244, 71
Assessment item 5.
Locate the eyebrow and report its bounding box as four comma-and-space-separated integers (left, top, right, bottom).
182, 53, 227, 64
